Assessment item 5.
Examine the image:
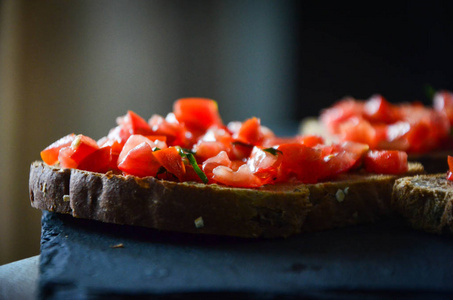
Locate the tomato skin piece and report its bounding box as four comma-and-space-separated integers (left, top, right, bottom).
235, 117, 262, 145
118, 134, 167, 165
247, 147, 282, 184
107, 110, 154, 145
153, 147, 186, 181
202, 151, 232, 180
211, 164, 262, 188
276, 143, 323, 183
364, 150, 408, 175
117, 142, 161, 177
173, 98, 223, 132
263, 135, 324, 148
448, 155, 453, 172
193, 141, 229, 163
77, 146, 112, 173
148, 114, 190, 147
364, 94, 398, 123
40, 133, 76, 165
320, 98, 365, 134
434, 91, 453, 126
58, 135, 100, 169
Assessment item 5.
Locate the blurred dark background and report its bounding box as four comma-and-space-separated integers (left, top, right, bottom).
295, 1, 453, 117
1, 0, 453, 264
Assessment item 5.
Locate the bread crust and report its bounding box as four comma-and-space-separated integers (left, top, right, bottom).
29, 161, 311, 238
29, 161, 424, 237
392, 174, 453, 234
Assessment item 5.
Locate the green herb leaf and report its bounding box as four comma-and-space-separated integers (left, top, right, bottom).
186, 153, 208, 184
263, 147, 282, 156
177, 148, 208, 184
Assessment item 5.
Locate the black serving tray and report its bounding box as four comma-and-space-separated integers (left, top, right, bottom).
39, 210, 453, 299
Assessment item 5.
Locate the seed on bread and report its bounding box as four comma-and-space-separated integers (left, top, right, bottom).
194, 216, 204, 229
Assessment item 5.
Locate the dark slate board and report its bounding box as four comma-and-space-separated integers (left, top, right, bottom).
39, 210, 453, 299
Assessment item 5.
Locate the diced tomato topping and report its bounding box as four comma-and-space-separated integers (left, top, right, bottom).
263, 135, 324, 148
41, 95, 418, 188
108, 111, 154, 144
153, 147, 186, 181
364, 94, 398, 123
77, 146, 112, 173
364, 150, 408, 174
277, 143, 323, 183
173, 98, 223, 133
117, 142, 161, 177
40, 133, 76, 165
235, 117, 262, 145
434, 91, 453, 126
247, 147, 282, 184
202, 151, 232, 179
321, 94, 452, 154
118, 134, 167, 165
148, 114, 190, 147
58, 135, 100, 169
193, 141, 229, 163
320, 98, 364, 134
212, 164, 262, 188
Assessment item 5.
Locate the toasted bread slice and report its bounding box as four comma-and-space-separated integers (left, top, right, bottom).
29, 161, 424, 238
392, 174, 453, 234
300, 117, 449, 174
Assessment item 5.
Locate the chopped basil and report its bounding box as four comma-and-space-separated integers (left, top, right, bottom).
263, 147, 282, 156
177, 148, 208, 184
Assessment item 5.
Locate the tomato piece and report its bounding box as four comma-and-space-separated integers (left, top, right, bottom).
235, 117, 262, 145
338, 118, 380, 149
320, 98, 365, 134
58, 147, 78, 169
193, 141, 229, 163
77, 146, 112, 173
121, 110, 154, 136
434, 91, 453, 126
98, 138, 124, 172
117, 142, 161, 177
202, 151, 232, 179
107, 110, 154, 144
447, 155, 453, 181
148, 114, 190, 147
364, 94, 397, 123
40, 133, 76, 165
364, 150, 408, 174
230, 142, 254, 161
153, 147, 186, 181
445, 152, 453, 170
263, 135, 324, 148
277, 143, 323, 183
118, 134, 167, 165
58, 135, 100, 169
173, 98, 223, 132
212, 164, 262, 188
247, 147, 282, 183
